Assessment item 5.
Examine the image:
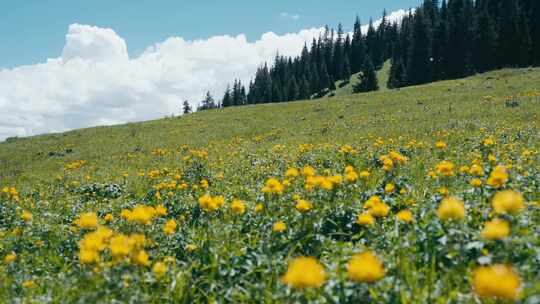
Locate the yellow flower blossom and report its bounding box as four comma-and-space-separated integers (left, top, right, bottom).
437, 197, 465, 220
492, 190, 525, 214
481, 219, 510, 240
272, 221, 287, 232
163, 219, 177, 235
347, 251, 385, 283
473, 265, 521, 300
152, 262, 168, 278
396, 210, 413, 223
262, 178, 284, 194
282, 257, 326, 289
356, 212, 375, 226
295, 199, 313, 213
486, 165, 509, 188
231, 199, 246, 215
76, 212, 99, 229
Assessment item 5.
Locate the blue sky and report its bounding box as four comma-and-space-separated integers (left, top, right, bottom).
1, 0, 421, 68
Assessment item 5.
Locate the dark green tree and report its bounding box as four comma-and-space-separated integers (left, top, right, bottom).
182, 100, 192, 114
221, 85, 232, 107
407, 9, 432, 85
353, 57, 379, 93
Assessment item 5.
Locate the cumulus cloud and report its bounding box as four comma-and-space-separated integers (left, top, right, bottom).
0, 9, 410, 141
280, 12, 301, 21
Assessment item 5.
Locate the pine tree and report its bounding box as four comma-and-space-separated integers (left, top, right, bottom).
353, 57, 379, 93
388, 57, 407, 89
287, 77, 299, 100
182, 100, 192, 114
271, 81, 283, 102
298, 76, 311, 100
445, 0, 470, 78
319, 63, 331, 93
222, 85, 232, 107
472, 5, 497, 72
333, 23, 345, 80
532, 1, 540, 64
198, 91, 217, 111
432, 0, 448, 80
342, 56, 352, 82
497, 0, 523, 67
407, 9, 432, 85
351, 16, 366, 73
366, 19, 381, 69
516, 7, 532, 66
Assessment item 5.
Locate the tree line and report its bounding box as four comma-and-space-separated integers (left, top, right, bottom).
189, 0, 539, 112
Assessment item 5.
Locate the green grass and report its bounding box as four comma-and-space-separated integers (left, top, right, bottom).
0, 67, 539, 302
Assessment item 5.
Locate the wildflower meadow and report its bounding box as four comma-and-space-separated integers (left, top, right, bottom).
1, 68, 539, 302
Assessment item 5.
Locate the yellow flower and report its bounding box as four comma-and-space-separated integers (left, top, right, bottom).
396, 210, 413, 223
152, 262, 168, 278
345, 171, 358, 182
436, 160, 455, 177
272, 221, 287, 232
79, 249, 99, 264
76, 212, 99, 229
363, 195, 382, 209
163, 219, 177, 235
282, 257, 326, 289
254, 203, 264, 213
347, 251, 385, 283
482, 137, 496, 147
104, 213, 114, 222
126, 205, 157, 225
435, 141, 447, 149
438, 187, 449, 196
231, 199, 246, 215
132, 250, 150, 266
486, 165, 509, 188
198, 194, 225, 212
301, 166, 316, 177
22, 280, 35, 288
356, 212, 375, 225
384, 183, 395, 194
110, 234, 132, 258
369, 203, 390, 218
285, 168, 299, 178
22, 210, 33, 222
469, 164, 484, 176
473, 265, 521, 300
295, 199, 313, 213
155, 204, 167, 216
437, 197, 465, 220
492, 190, 525, 214
470, 178, 482, 187
459, 165, 470, 174
200, 179, 209, 189
481, 219, 510, 240
379, 155, 394, 171
359, 170, 370, 179
262, 178, 284, 194
4, 252, 17, 264
186, 244, 198, 252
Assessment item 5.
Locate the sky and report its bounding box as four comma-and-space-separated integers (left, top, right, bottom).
0, 0, 421, 140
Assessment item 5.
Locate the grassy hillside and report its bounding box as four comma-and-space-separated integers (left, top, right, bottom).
0, 68, 539, 302
328, 60, 391, 98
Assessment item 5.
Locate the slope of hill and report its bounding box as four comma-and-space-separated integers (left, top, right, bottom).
328, 60, 391, 98
2, 67, 538, 187
0, 68, 539, 302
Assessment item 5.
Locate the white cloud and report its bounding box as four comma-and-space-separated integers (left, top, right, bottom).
0, 9, 410, 141
280, 12, 301, 21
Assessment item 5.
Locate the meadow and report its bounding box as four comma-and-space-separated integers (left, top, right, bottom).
0, 68, 539, 303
